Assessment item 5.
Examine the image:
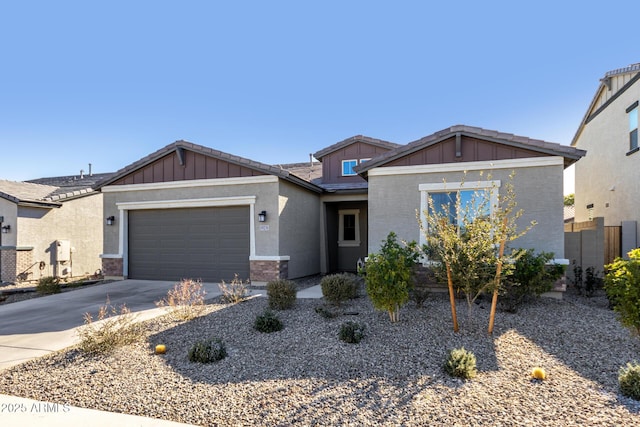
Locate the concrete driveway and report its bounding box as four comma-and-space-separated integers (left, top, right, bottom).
0, 279, 243, 370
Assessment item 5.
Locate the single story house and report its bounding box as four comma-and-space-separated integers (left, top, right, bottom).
94, 125, 585, 283
0, 172, 110, 284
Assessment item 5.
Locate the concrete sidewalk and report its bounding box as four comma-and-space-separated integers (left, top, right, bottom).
0, 393, 197, 426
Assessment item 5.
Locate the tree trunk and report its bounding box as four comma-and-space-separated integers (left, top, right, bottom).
446, 263, 459, 332
488, 217, 509, 334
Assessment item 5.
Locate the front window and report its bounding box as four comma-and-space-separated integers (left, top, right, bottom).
629, 104, 638, 151
342, 160, 358, 176
338, 209, 360, 247
419, 180, 500, 246
428, 190, 490, 228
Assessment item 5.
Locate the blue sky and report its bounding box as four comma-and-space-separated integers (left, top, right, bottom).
2, 1, 638, 193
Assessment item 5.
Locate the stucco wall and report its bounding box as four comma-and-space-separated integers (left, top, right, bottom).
15, 193, 103, 280
574, 79, 640, 246
277, 180, 321, 278
101, 178, 282, 271
368, 160, 565, 259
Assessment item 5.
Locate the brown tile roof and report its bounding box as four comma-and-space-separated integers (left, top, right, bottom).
313, 135, 401, 160
356, 125, 586, 174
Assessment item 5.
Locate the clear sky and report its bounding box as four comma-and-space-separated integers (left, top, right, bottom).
2, 1, 638, 194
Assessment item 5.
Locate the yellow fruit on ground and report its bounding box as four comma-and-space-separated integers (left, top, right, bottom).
155, 344, 167, 354
531, 367, 546, 380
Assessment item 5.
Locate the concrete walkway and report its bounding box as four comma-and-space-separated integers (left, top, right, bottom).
0, 279, 322, 426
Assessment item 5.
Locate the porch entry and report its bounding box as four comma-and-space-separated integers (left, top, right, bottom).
324, 201, 368, 273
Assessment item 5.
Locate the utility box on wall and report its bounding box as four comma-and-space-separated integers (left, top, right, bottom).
56, 239, 71, 262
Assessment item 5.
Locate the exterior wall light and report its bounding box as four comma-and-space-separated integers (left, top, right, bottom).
258, 211, 267, 222
1, 225, 10, 233
106, 216, 115, 226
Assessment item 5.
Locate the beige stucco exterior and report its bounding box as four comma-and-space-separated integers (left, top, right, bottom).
278, 180, 321, 278
367, 158, 566, 259
101, 176, 320, 280
0, 193, 103, 283
573, 73, 640, 247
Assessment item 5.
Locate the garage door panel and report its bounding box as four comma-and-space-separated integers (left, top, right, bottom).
128, 206, 250, 282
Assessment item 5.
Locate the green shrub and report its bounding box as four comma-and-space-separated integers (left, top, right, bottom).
410, 283, 430, 308
36, 276, 61, 295
156, 278, 206, 320
619, 362, 640, 400
254, 309, 283, 333
315, 305, 339, 319
500, 250, 565, 312
444, 347, 477, 379
188, 338, 227, 363
219, 274, 250, 303
364, 232, 419, 322
321, 273, 358, 306
77, 299, 144, 354
266, 278, 297, 310
604, 249, 640, 334
338, 321, 366, 344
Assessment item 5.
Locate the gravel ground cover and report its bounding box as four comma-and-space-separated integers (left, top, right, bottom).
1, 284, 640, 426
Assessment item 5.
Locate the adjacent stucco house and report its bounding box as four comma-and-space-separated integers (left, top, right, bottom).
571, 63, 640, 256
0, 174, 108, 284
95, 126, 584, 283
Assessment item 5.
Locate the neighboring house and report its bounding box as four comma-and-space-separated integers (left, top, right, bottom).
0, 172, 111, 284
94, 126, 584, 284
571, 62, 640, 257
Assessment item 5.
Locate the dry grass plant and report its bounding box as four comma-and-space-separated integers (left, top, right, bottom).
219, 274, 250, 304
77, 298, 144, 354
157, 278, 207, 321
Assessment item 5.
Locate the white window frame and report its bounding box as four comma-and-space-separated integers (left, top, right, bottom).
338, 209, 360, 247
628, 103, 638, 152
342, 159, 358, 176
418, 180, 500, 248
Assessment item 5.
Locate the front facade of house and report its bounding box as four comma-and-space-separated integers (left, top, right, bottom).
0, 179, 104, 283
572, 63, 640, 255
96, 126, 584, 283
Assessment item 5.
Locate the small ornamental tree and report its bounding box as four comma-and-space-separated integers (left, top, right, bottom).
604, 249, 640, 335
364, 232, 419, 322
421, 171, 535, 333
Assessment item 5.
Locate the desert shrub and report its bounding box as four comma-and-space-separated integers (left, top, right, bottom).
315, 305, 339, 319
77, 299, 144, 354
500, 250, 564, 312
604, 249, 640, 334
156, 278, 207, 320
36, 276, 61, 295
188, 337, 227, 363
585, 266, 601, 298
321, 273, 358, 306
267, 278, 297, 310
338, 321, 366, 344
364, 232, 419, 322
254, 309, 283, 333
619, 362, 640, 400
444, 347, 477, 379
219, 274, 250, 303
410, 283, 430, 308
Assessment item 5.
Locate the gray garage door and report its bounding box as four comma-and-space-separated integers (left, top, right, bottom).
128, 206, 250, 282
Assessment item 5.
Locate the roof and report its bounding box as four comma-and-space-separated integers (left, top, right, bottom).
28, 172, 115, 197
277, 162, 323, 184
564, 205, 575, 223
572, 63, 640, 146
94, 140, 324, 193
0, 178, 99, 207
312, 135, 401, 160
356, 125, 586, 175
